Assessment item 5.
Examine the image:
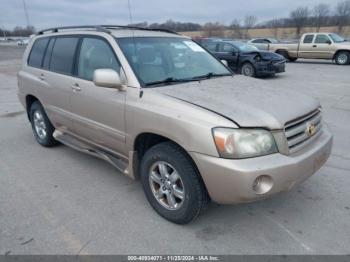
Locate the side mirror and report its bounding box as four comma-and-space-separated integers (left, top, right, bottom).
221, 60, 228, 66
93, 69, 124, 90
327, 40, 332, 45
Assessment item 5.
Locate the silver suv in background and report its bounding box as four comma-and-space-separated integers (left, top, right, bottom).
18, 26, 333, 224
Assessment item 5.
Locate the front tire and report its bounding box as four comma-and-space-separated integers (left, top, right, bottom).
335, 51, 350, 65
140, 142, 209, 224
29, 101, 58, 147
241, 62, 256, 77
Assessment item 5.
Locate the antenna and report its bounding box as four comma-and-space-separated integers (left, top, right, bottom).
22, 0, 31, 27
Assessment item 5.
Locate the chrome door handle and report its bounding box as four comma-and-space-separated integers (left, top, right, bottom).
71, 83, 81, 92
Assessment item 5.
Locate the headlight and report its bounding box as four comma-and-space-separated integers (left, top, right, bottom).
212, 128, 278, 159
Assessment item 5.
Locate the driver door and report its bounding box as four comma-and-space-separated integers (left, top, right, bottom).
217, 43, 239, 71
70, 36, 127, 155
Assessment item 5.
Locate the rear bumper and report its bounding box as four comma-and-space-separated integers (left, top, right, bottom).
190, 128, 332, 204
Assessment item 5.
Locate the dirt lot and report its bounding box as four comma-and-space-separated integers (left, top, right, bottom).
0, 45, 349, 255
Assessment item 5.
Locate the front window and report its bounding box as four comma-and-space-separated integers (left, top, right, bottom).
329, 33, 345, 43
117, 37, 231, 86
315, 34, 331, 44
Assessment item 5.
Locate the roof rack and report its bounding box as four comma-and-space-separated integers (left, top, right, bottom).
100, 25, 179, 35
37, 25, 178, 35
37, 25, 111, 35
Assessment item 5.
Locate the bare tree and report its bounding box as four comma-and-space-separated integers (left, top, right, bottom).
290, 7, 309, 37
313, 4, 330, 32
243, 15, 257, 38
268, 19, 280, 38
229, 19, 243, 39
335, 0, 350, 33
202, 22, 225, 37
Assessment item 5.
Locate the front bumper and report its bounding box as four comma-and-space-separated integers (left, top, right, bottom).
190, 128, 333, 204
256, 60, 286, 75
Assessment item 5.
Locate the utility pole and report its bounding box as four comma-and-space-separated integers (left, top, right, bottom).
22, 0, 31, 27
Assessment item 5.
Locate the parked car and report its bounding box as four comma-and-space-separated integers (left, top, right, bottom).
196, 38, 286, 77
17, 38, 30, 46
268, 33, 350, 64
18, 25, 333, 224
249, 38, 279, 50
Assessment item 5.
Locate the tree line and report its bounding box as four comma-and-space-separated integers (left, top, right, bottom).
1, 0, 349, 38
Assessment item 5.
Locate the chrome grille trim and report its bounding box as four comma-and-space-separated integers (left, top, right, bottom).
284, 109, 323, 154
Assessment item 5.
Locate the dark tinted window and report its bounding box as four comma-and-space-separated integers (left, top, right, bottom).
28, 38, 49, 68
315, 34, 330, 44
50, 37, 79, 74
303, 35, 314, 44
202, 42, 217, 52
43, 38, 55, 69
252, 39, 264, 43
220, 43, 235, 53
77, 37, 120, 81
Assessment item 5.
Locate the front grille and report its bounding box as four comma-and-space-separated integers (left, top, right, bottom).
284, 109, 322, 153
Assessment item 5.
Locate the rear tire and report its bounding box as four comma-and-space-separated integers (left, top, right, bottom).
29, 101, 58, 147
241, 62, 256, 77
140, 142, 209, 224
335, 51, 350, 65
288, 57, 298, 62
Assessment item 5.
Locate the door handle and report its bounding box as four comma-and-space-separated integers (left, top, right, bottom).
313, 45, 317, 47
71, 83, 81, 92
39, 73, 45, 81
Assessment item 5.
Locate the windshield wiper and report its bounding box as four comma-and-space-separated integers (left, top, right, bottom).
191, 72, 232, 81
145, 77, 191, 87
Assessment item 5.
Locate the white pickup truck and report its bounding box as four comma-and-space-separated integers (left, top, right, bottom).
266, 33, 350, 65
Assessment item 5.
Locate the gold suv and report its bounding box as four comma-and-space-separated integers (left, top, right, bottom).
18, 26, 333, 224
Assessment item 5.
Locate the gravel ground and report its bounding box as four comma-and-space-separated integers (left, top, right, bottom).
0, 46, 349, 255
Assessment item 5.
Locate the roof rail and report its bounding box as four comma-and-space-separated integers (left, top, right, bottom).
100, 25, 179, 35
37, 25, 179, 36
37, 25, 111, 35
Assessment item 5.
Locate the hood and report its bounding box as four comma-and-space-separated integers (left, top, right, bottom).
153, 76, 319, 130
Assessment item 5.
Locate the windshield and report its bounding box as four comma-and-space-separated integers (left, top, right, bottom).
230, 42, 259, 52
117, 37, 231, 86
329, 33, 345, 43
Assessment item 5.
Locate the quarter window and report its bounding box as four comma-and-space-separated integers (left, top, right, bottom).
50, 37, 79, 75
303, 35, 314, 44
77, 38, 120, 81
28, 38, 49, 68
220, 43, 235, 53
315, 35, 331, 44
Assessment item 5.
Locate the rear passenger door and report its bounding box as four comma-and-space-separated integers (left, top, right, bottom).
32, 36, 79, 132
298, 34, 315, 58
70, 36, 126, 155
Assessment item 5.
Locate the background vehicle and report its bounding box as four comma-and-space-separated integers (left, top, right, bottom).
249, 38, 279, 50
16, 38, 30, 46
18, 25, 332, 224
196, 38, 286, 77
268, 33, 350, 64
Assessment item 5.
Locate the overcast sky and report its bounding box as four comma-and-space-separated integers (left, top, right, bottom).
1, 0, 338, 30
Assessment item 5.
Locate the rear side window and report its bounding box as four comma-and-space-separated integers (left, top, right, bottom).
28, 38, 49, 68
50, 37, 79, 75
77, 37, 120, 81
42, 39, 55, 69
303, 35, 314, 44
204, 42, 217, 52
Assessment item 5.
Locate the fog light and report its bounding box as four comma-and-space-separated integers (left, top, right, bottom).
252, 175, 273, 195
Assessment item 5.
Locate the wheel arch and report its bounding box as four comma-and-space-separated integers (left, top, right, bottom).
333, 49, 350, 60
132, 132, 208, 192
25, 94, 40, 121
